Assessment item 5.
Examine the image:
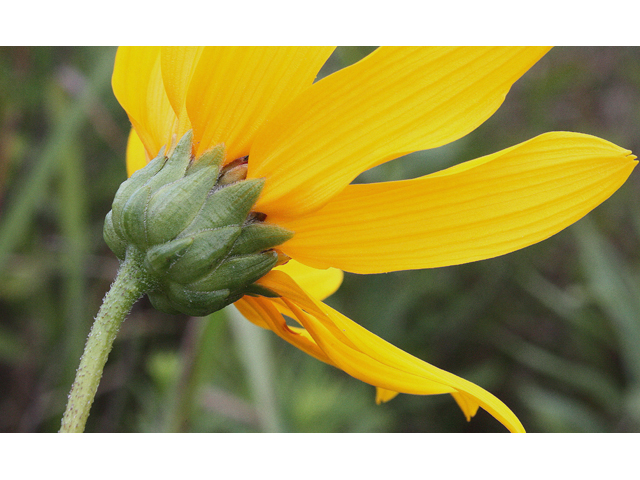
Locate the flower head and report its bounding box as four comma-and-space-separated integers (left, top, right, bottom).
111, 47, 636, 432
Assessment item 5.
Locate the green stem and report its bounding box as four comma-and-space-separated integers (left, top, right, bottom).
59, 250, 151, 433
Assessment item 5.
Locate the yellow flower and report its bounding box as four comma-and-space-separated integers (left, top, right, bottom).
112, 46, 636, 433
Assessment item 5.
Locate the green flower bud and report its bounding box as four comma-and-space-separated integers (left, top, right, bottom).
103, 130, 294, 317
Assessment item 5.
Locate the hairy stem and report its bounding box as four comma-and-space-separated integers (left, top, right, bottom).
59, 249, 150, 433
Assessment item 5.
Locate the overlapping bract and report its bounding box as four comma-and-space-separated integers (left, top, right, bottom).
104, 130, 293, 317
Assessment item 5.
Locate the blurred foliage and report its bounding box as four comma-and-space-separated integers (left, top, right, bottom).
0, 46, 639, 432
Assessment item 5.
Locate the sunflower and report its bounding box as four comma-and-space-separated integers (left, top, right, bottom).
110, 47, 636, 433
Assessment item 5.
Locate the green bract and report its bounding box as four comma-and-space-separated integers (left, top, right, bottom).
103, 131, 293, 316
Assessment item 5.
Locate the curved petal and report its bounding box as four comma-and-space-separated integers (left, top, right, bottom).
375, 387, 399, 404
125, 128, 148, 177
275, 259, 343, 301
186, 46, 335, 160
278, 132, 637, 273
112, 47, 177, 158
249, 46, 550, 218
234, 296, 335, 366
234, 297, 270, 330
256, 270, 524, 432
160, 47, 205, 142
234, 260, 342, 329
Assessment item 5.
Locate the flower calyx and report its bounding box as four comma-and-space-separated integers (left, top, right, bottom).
103, 130, 293, 316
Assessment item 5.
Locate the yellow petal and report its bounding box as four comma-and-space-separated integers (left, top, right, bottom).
256, 270, 329, 323
234, 297, 271, 330
257, 272, 450, 389
112, 47, 177, 158
274, 259, 343, 301
258, 270, 524, 432
186, 47, 335, 160
278, 132, 637, 274
451, 391, 481, 421
249, 46, 550, 218
234, 296, 335, 366
125, 128, 148, 177
375, 387, 399, 404
160, 47, 204, 142
254, 270, 523, 431
291, 300, 523, 431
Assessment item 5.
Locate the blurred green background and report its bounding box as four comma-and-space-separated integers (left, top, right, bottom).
1, 46, 639, 433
